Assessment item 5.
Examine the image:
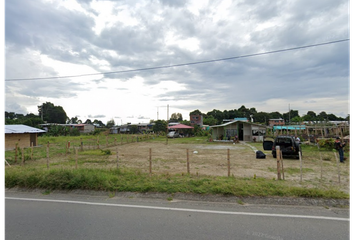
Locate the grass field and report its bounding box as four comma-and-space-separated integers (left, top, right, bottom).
5, 134, 350, 199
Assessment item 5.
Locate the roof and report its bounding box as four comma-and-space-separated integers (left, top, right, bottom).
5, 125, 46, 134
168, 124, 194, 129
210, 121, 267, 128
273, 125, 306, 130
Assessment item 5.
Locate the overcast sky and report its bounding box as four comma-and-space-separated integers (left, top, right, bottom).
5, 0, 350, 124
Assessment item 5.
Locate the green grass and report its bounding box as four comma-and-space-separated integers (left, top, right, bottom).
5, 167, 348, 199
5, 135, 349, 199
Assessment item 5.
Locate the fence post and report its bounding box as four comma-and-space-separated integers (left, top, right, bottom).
75, 147, 78, 169
334, 152, 341, 183
21, 147, 25, 166
31, 142, 33, 160
227, 149, 230, 177
318, 145, 323, 181
299, 151, 303, 182
116, 147, 119, 169
80, 138, 83, 151
46, 142, 49, 169
276, 146, 281, 180
149, 148, 152, 176
15, 143, 18, 164
281, 151, 284, 180
186, 149, 190, 174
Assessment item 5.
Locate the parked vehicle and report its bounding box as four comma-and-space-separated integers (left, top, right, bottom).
167, 131, 179, 138
263, 136, 302, 159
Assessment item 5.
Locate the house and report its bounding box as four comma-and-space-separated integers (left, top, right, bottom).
269, 118, 285, 126
210, 121, 267, 142
40, 123, 95, 133
5, 124, 46, 150
190, 114, 203, 127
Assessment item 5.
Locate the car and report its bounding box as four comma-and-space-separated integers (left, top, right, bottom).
167, 131, 179, 138
263, 135, 302, 159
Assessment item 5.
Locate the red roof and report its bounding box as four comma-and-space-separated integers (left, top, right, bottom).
168, 124, 194, 129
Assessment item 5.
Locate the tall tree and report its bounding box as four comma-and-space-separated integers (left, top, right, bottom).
170, 113, 183, 122
38, 102, 67, 124
106, 119, 115, 128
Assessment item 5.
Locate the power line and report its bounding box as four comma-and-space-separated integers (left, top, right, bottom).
5, 38, 349, 82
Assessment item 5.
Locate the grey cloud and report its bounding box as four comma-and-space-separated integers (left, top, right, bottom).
88, 114, 106, 118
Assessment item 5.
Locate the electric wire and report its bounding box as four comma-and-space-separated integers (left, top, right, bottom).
5, 38, 349, 82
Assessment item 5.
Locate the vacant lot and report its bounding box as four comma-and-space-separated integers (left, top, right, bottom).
103, 140, 349, 193
6, 136, 349, 194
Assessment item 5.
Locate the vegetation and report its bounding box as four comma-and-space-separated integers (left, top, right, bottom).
5, 102, 349, 130
4, 166, 348, 199
4, 134, 349, 199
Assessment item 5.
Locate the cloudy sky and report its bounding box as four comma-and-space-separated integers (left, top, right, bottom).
5, 0, 350, 125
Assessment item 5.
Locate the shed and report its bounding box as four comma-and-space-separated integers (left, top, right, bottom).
5, 125, 46, 150
210, 121, 267, 142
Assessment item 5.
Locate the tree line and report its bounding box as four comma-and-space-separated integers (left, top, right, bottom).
5, 102, 349, 130
190, 106, 349, 126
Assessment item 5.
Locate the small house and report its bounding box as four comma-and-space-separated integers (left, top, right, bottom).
5, 125, 46, 150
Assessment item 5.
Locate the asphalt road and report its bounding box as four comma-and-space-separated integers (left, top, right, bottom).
5, 190, 349, 240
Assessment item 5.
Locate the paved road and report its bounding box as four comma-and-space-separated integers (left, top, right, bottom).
5, 191, 349, 240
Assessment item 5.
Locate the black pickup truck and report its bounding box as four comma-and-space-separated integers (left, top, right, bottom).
263, 136, 302, 159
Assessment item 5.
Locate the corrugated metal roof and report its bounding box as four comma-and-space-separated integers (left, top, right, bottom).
5, 125, 46, 134
273, 125, 306, 130
210, 121, 267, 128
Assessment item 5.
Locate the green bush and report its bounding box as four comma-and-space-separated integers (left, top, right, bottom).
317, 138, 336, 151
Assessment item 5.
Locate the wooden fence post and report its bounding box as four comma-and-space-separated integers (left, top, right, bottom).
318, 145, 323, 181
80, 138, 83, 151
281, 151, 284, 180
227, 149, 230, 177
299, 151, 303, 182
276, 146, 281, 180
15, 143, 18, 164
116, 147, 119, 169
149, 148, 152, 176
31, 142, 33, 160
21, 147, 25, 166
75, 147, 78, 169
186, 149, 190, 174
334, 152, 340, 183
46, 142, 49, 169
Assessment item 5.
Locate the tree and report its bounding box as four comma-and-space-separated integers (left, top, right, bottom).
93, 119, 105, 127
203, 115, 218, 126
206, 109, 223, 124
170, 113, 183, 122
84, 119, 92, 124
318, 111, 328, 121
190, 109, 202, 115
67, 116, 80, 124
153, 120, 167, 133
303, 111, 317, 121
106, 119, 115, 128
38, 102, 67, 123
